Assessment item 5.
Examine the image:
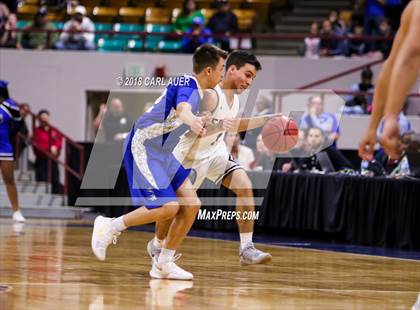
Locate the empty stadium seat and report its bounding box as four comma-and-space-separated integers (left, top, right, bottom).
16, 20, 31, 29
92, 6, 118, 22
97, 38, 127, 52
114, 23, 144, 40
233, 9, 256, 31
145, 8, 171, 24
95, 22, 113, 40
17, 4, 39, 20
158, 40, 182, 52
127, 39, 158, 52
118, 7, 146, 23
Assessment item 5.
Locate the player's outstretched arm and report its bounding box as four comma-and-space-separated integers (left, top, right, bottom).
225, 113, 283, 133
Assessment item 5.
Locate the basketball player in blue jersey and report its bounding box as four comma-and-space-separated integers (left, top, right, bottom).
359, 0, 420, 161
147, 51, 282, 267
91, 44, 227, 280
0, 80, 25, 223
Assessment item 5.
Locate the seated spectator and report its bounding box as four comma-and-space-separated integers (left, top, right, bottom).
343, 67, 374, 114
300, 95, 340, 146
295, 127, 352, 173
373, 18, 394, 58
181, 16, 213, 54
304, 21, 320, 59
207, 0, 238, 51
253, 133, 275, 171
346, 23, 366, 57
55, 5, 95, 50
33, 110, 63, 193
174, 0, 205, 34
93, 97, 132, 142
361, 131, 416, 177
0, 13, 19, 48
328, 10, 346, 34
364, 0, 385, 51
319, 20, 346, 57
0, 2, 9, 33
21, 8, 58, 50
225, 132, 254, 170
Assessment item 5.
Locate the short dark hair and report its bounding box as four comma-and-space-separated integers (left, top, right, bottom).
361, 67, 373, 80
193, 44, 228, 74
37, 109, 50, 117
225, 50, 262, 72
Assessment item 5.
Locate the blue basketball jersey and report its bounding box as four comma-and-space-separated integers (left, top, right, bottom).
0, 99, 21, 159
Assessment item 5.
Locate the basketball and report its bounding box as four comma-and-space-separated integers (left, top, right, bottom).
261, 116, 299, 153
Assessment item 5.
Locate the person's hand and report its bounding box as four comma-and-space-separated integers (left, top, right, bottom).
222, 118, 235, 131
380, 117, 401, 160
51, 145, 58, 156
282, 162, 292, 172
358, 129, 377, 161
190, 115, 207, 137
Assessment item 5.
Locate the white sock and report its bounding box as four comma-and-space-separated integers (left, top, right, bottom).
153, 236, 163, 248
111, 216, 127, 232
158, 248, 175, 265
240, 232, 253, 249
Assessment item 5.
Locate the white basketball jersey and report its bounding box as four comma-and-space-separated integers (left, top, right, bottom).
173, 84, 240, 165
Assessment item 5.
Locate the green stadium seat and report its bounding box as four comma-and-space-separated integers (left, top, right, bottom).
114, 23, 144, 41
97, 38, 127, 52
16, 20, 31, 29
158, 40, 181, 53
127, 39, 158, 52
95, 23, 113, 40
51, 21, 64, 30
145, 24, 173, 47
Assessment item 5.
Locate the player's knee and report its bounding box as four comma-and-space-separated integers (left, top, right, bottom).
162, 202, 180, 219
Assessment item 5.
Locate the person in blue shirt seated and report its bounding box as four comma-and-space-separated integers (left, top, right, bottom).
181, 16, 213, 53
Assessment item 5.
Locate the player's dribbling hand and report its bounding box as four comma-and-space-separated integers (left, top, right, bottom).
380, 117, 402, 160
222, 118, 236, 131
191, 116, 207, 137
358, 129, 377, 161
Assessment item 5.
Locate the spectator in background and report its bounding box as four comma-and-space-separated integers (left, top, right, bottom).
181, 16, 213, 53
328, 10, 346, 34
0, 2, 9, 32
93, 98, 132, 142
373, 18, 393, 58
55, 5, 95, 50
295, 127, 352, 172
300, 95, 340, 146
343, 67, 374, 115
225, 132, 254, 170
319, 20, 346, 57
33, 109, 63, 194
346, 23, 366, 57
0, 0, 17, 14
377, 110, 411, 140
384, 0, 403, 31
253, 133, 275, 171
364, 0, 385, 51
207, 0, 238, 51
174, 0, 205, 33
304, 21, 320, 59
0, 12, 19, 48
21, 8, 57, 50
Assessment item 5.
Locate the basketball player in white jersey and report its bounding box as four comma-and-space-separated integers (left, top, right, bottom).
359, 0, 420, 160
147, 51, 281, 268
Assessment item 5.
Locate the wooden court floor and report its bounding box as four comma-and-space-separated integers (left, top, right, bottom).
0, 218, 419, 310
